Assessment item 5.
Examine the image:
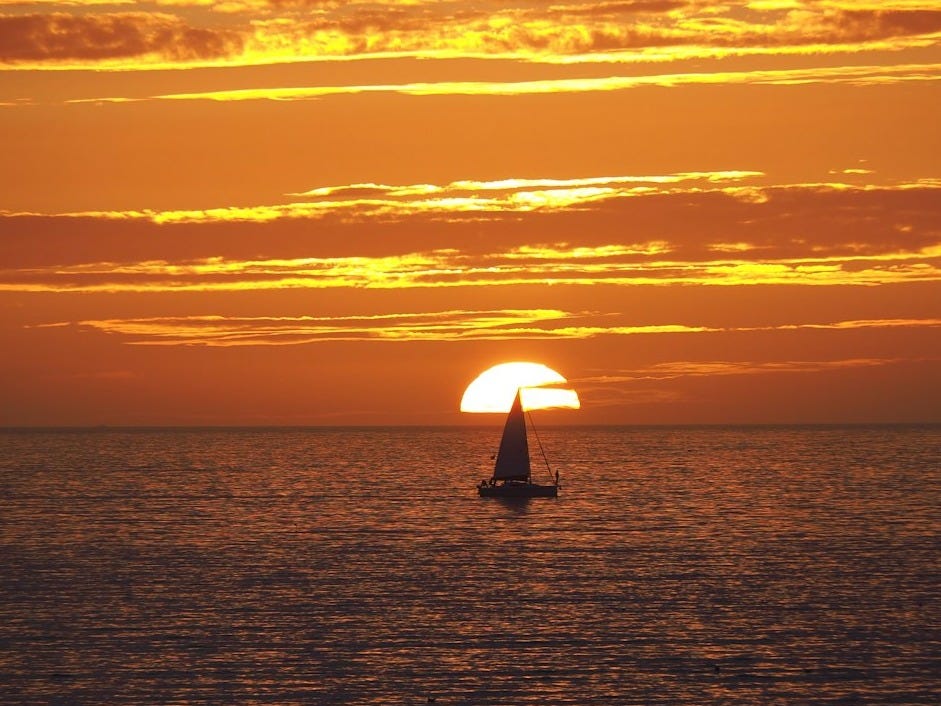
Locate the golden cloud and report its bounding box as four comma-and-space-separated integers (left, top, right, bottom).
577, 355, 937, 386
0, 12, 243, 65
5, 170, 766, 224
3, 242, 939, 293
37, 312, 941, 346
2, 176, 939, 293
47, 309, 579, 346
4, 2, 941, 70
60, 62, 941, 104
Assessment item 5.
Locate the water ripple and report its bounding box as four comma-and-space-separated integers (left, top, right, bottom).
1, 425, 939, 704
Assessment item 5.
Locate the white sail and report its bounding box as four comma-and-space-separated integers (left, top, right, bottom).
492, 390, 531, 481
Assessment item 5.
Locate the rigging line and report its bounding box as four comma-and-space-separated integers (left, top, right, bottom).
526, 410, 554, 482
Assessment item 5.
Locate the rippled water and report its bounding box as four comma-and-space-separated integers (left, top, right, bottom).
1, 425, 939, 705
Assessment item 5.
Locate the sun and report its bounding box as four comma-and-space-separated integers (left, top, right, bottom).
460, 361, 581, 413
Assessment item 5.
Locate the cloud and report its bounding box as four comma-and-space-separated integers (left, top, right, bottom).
0, 12, 243, 64
546, 1, 688, 18
3, 242, 938, 294
818, 8, 941, 43
52, 309, 583, 346
5, 170, 766, 224
4, 2, 941, 69
573, 355, 941, 407
59, 61, 941, 104
243, 4, 941, 62
5, 176, 938, 258
1, 177, 939, 292
578, 355, 940, 384
33, 311, 941, 346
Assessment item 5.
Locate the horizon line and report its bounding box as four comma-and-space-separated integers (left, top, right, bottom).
2, 422, 938, 431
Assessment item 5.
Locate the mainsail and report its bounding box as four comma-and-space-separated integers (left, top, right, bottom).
492, 390, 531, 481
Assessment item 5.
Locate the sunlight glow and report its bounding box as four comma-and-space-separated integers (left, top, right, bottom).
3, 239, 939, 294
63, 64, 941, 103
33, 314, 941, 348
460, 362, 581, 413
12, 1, 941, 73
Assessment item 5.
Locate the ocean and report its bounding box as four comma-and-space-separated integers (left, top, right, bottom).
1, 425, 938, 705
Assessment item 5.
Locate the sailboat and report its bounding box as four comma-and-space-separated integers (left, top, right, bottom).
477, 389, 559, 498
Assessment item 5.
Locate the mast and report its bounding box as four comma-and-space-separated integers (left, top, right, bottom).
527, 410, 555, 484
492, 389, 531, 481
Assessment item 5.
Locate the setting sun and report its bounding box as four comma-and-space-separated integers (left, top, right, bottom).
460, 362, 581, 413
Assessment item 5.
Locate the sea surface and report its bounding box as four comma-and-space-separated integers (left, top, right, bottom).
1, 425, 939, 705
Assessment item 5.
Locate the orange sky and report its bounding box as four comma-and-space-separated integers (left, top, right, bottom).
1, 0, 940, 425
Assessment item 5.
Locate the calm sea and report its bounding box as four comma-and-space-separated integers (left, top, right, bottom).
1, 425, 938, 705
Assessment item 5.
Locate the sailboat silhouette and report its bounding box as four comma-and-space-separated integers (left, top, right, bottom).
477, 389, 559, 498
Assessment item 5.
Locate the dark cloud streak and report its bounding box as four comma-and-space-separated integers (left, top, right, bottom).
0, 12, 243, 63
1, 183, 939, 269
3, 5, 941, 68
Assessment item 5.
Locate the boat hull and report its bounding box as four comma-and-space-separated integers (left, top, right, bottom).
478, 482, 558, 498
